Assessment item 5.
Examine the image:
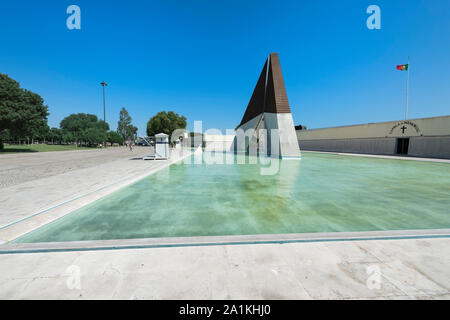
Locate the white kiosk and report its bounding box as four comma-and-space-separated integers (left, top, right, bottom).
155, 133, 170, 160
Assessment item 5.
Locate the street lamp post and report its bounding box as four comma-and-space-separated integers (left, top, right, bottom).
100, 81, 108, 148
100, 81, 108, 123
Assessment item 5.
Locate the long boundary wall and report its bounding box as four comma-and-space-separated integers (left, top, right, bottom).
297, 116, 450, 159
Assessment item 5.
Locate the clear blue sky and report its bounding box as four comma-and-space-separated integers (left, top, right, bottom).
0, 0, 449, 135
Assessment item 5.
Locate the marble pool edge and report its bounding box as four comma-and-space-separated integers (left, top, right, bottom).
1, 228, 450, 254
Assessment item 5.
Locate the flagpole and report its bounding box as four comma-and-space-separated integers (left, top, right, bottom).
405, 56, 410, 120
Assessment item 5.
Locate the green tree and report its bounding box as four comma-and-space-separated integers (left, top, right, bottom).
0, 129, 10, 145
117, 108, 132, 140
107, 131, 124, 145
62, 132, 75, 144
117, 108, 138, 141
95, 120, 110, 132
33, 124, 50, 143
146, 111, 187, 139
0, 73, 49, 149
127, 125, 138, 141
60, 113, 109, 146
81, 127, 107, 146
49, 127, 62, 144
60, 113, 98, 141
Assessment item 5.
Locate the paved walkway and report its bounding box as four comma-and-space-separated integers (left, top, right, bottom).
0, 147, 150, 188
0, 238, 449, 299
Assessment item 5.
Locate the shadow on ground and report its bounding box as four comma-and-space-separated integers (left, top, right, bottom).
0, 148, 38, 154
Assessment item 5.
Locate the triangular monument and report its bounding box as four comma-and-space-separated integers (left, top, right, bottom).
232, 53, 301, 159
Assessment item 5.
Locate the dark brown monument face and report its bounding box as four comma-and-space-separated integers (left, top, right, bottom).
237, 53, 292, 129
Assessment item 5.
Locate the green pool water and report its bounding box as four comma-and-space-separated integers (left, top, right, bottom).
14, 152, 450, 243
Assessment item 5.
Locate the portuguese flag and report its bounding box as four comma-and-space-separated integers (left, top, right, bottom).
397, 64, 409, 71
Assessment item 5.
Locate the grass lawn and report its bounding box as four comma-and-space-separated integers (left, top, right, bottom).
0, 144, 95, 154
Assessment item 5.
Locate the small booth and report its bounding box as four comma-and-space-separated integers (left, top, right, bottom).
155, 133, 170, 160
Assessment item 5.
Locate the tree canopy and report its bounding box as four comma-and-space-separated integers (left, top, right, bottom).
117, 108, 139, 141
0, 73, 49, 148
42, 127, 62, 144
107, 131, 124, 145
60, 113, 109, 146
146, 111, 187, 138
117, 108, 134, 140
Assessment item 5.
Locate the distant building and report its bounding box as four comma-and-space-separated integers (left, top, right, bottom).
296, 115, 450, 159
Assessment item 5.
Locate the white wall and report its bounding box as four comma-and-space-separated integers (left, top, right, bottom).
296, 116, 450, 159
297, 116, 450, 141
203, 134, 236, 151
264, 113, 301, 158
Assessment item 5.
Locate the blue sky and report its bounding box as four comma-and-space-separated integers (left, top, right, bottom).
0, 0, 449, 135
